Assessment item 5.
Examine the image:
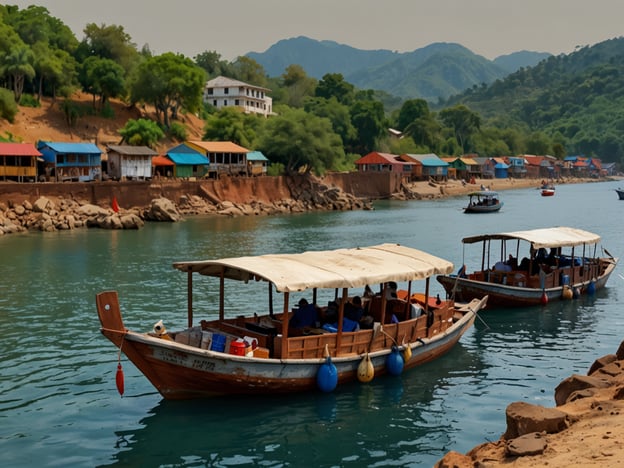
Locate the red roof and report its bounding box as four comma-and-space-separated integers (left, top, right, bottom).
0, 142, 42, 157
152, 155, 174, 166
355, 152, 401, 165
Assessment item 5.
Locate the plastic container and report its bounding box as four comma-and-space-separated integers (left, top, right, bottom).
210, 333, 226, 352
562, 274, 570, 286
229, 339, 246, 356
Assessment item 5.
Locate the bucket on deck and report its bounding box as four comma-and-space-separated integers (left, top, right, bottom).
210, 333, 226, 352
229, 339, 246, 356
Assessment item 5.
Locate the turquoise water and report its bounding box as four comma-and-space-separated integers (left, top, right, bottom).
0, 181, 622, 467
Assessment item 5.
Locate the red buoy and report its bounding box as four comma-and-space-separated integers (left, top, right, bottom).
540, 291, 548, 305
116, 363, 125, 396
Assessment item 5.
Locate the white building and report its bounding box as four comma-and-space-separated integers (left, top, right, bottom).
203, 76, 272, 117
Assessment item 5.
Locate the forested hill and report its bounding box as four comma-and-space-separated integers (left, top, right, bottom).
442, 37, 624, 158
246, 36, 549, 101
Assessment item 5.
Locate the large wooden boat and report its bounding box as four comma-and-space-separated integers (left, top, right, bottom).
96, 243, 487, 399
463, 190, 503, 213
437, 227, 617, 308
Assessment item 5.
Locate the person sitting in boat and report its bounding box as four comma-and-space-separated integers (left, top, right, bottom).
289, 298, 319, 333
505, 254, 518, 270
345, 296, 365, 322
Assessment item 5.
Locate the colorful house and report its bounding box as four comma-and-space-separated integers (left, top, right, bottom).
187, 141, 251, 177
106, 145, 157, 180
0, 142, 42, 182
506, 156, 527, 178
151, 155, 175, 178
401, 153, 448, 181
164, 144, 210, 179
355, 152, 403, 173
246, 151, 269, 176
37, 141, 102, 182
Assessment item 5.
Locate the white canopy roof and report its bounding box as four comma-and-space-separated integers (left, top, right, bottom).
172, 243, 454, 292
462, 227, 601, 249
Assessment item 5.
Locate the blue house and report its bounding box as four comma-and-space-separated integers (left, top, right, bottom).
37, 141, 102, 182
402, 153, 448, 181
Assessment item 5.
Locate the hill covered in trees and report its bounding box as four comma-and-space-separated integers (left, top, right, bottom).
246, 36, 550, 101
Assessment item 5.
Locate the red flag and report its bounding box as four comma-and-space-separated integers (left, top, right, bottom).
112, 196, 120, 213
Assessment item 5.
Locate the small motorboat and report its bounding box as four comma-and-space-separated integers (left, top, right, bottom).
463, 190, 503, 213
541, 183, 555, 196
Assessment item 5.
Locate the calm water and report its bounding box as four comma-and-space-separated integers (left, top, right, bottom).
1, 181, 622, 467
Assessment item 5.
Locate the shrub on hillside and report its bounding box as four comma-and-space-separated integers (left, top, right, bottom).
119, 118, 164, 148
0, 88, 18, 123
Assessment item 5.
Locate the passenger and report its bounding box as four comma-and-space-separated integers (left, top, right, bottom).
289, 298, 318, 330
505, 254, 518, 270
345, 296, 365, 322
363, 285, 375, 298
384, 281, 398, 300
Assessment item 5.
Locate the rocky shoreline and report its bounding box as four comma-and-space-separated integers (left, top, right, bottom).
435, 340, 624, 467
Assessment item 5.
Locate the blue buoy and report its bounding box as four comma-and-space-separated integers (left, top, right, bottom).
587, 279, 596, 295
317, 356, 338, 392
386, 346, 404, 376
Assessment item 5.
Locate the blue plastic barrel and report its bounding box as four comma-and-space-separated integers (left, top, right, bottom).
210, 333, 226, 352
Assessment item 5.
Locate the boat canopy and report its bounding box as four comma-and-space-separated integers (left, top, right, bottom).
461, 227, 601, 249
172, 243, 454, 292
468, 191, 499, 197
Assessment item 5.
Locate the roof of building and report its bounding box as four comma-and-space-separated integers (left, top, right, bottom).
247, 151, 268, 162
152, 156, 175, 166
205, 75, 271, 92
188, 140, 250, 154
355, 152, 402, 165
107, 145, 158, 156
402, 153, 448, 167
38, 141, 102, 154
166, 153, 209, 165
0, 142, 42, 156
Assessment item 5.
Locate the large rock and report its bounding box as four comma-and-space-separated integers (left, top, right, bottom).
145, 197, 181, 222
554, 374, 611, 405
503, 401, 568, 439
505, 432, 548, 457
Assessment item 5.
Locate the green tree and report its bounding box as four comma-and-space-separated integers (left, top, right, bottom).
119, 118, 164, 147
396, 99, 430, 131
80, 56, 125, 111
229, 56, 268, 87
259, 107, 344, 175
130, 52, 206, 128
194, 50, 233, 78
203, 106, 262, 148
349, 99, 386, 154
76, 23, 140, 76
439, 105, 481, 153
304, 96, 357, 146
280, 64, 316, 108
1, 44, 35, 103
315, 73, 355, 106
0, 87, 18, 122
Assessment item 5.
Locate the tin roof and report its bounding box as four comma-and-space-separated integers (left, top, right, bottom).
0, 142, 42, 156
188, 141, 250, 154
38, 141, 102, 154
107, 145, 158, 156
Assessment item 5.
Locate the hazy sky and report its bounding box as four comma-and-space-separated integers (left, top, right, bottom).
9, 0, 624, 61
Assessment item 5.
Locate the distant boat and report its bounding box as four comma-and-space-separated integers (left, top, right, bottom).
541, 183, 555, 196
436, 227, 618, 309
615, 188, 624, 200
463, 191, 503, 213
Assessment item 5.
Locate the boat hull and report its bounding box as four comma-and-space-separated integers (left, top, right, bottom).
541, 189, 555, 196
437, 263, 615, 308
464, 203, 503, 214
616, 189, 624, 200
99, 306, 480, 399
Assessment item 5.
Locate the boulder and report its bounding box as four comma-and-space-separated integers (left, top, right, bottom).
554, 374, 611, 405
506, 432, 547, 457
145, 197, 181, 222
503, 401, 568, 439
33, 196, 54, 213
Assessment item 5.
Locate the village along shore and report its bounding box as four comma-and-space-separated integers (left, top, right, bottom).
0, 172, 613, 236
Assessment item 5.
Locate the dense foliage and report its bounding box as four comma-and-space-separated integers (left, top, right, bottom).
0, 4, 623, 172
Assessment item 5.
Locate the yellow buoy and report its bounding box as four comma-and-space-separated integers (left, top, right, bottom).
357, 353, 375, 383
562, 285, 573, 300
403, 343, 412, 362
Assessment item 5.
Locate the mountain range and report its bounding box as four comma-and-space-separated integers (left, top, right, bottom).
246, 36, 551, 101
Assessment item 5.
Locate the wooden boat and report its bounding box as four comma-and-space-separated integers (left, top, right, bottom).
437, 227, 617, 308
615, 188, 624, 200
463, 190, 503, 213
96, 243, 488, 399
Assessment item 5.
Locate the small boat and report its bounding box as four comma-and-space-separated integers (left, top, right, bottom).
436, 227, 617, 309
541, 183, 555, 196
96, 243, 488, 399
463, 190, 503, 213
615, 188, 624, 200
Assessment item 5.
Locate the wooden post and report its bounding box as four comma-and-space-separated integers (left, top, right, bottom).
187, 267, 193, 328
219, 269, 225, 321
281, 291, 289, 358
